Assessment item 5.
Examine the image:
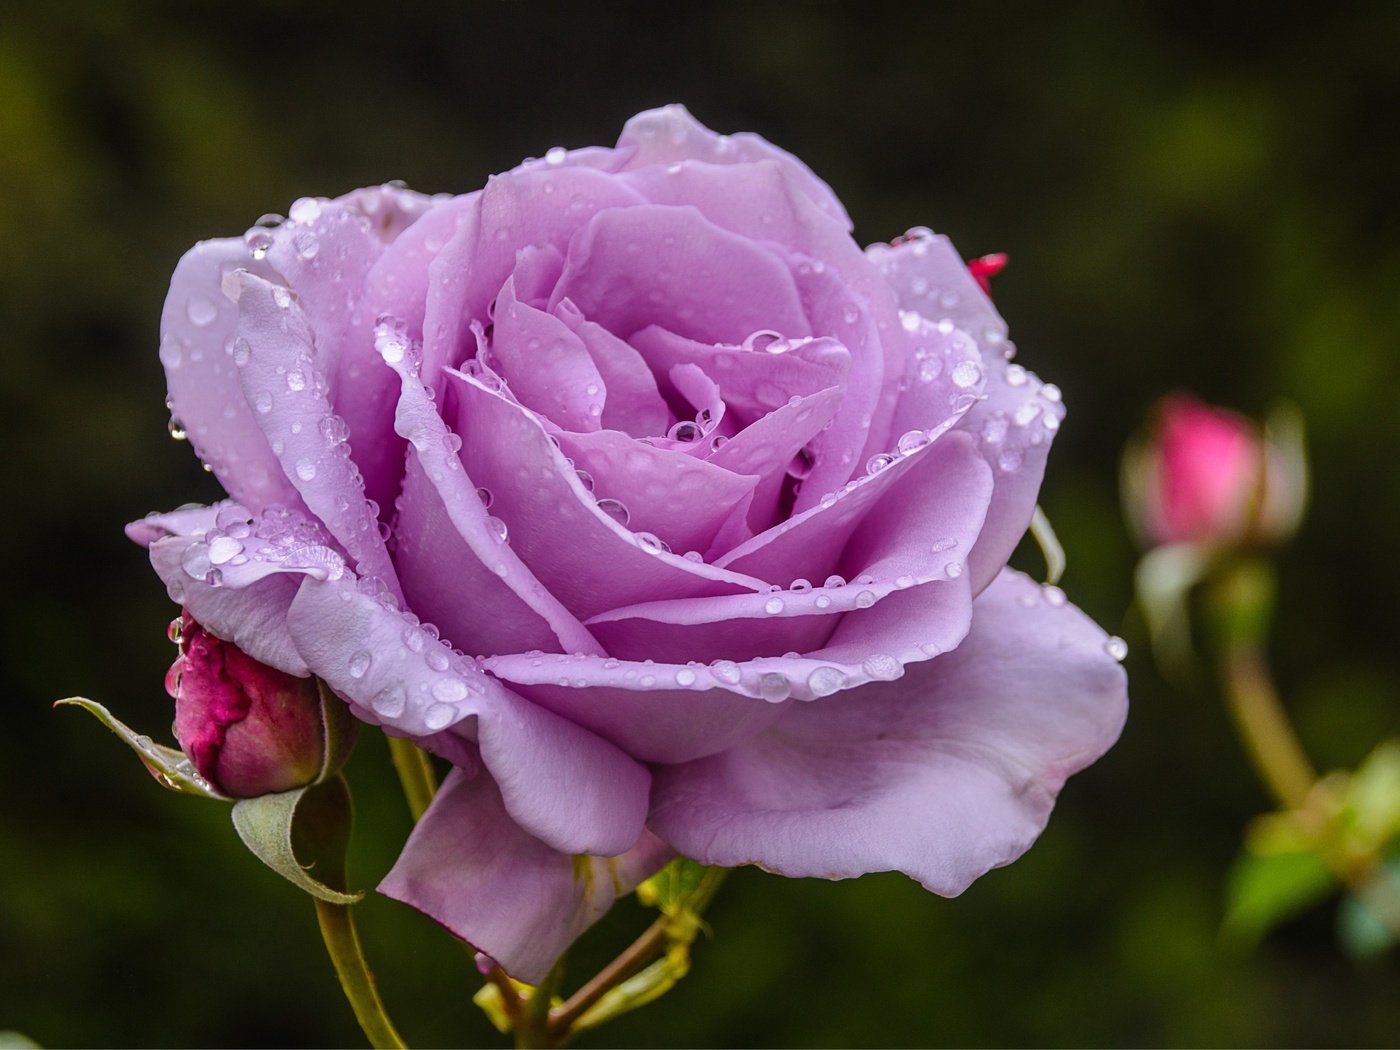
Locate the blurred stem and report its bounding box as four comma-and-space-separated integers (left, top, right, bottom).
315, 898, 408, 1050
1209, 559, 1316, 810
513, 957, 566, 1050
387, 735, 437, 821
547, 867, 727, 1043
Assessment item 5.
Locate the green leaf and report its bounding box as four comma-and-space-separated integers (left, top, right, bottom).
54, 697, 229, 800
231, 775, 363, 904
1222, 846, 1336, 946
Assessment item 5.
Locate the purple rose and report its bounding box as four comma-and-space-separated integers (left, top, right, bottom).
129, 106, 1127, 982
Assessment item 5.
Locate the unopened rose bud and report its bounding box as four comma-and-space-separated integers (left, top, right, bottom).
1124, 394, 1306, 551
166, 611, 354, 797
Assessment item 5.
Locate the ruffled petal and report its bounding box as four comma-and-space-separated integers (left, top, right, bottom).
444, 370, 767, 619
159, 239, 299, 511
491, 276, 606, 432
379, 768, 669, 983
555, 304, 671, 436
288, 574, 649, 856
549, 205, 810, 346
649, 569, 1128, 894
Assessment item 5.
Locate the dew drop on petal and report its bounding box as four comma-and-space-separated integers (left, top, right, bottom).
486, 516, 509, 543
426, 650, 450, 672
952, 361, 982, 389
896, 430, 930, 456
824, 574, 847, 589
944, 561, 964, 579
187, 295, 218, 327
432, 679, 469, 703
596, 498, 630, 526
790, 578, 812, 593
709, 659, 742, 685
862, 653, 902, 680
758, 673, 791, 702
348, 651, 372, 679
764, 597, 785, 615
855, 589, 876, 608
866, 452, 895, 475
372, 685, 407, 718
675, 668, 697, 687
423, 702, 456, 730
1105, 636, 1129, 662
807, 666, 845, 697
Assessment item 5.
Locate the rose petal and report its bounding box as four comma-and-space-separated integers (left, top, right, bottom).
445, 370, 767, 619
555, 429, 758, 557
649, 569, 1129, 894
159, 238, 300, 511
231, 270, 401, 600
379, 768, 669, 983
289, 575, 649, 856
555, 303, 671, 436
383, 333, 605, 657
616, 104, 852, 230
489, 276, 606, 432
549, 204, 810, 346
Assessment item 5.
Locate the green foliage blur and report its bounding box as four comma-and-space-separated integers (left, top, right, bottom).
3, 2, 1399, 1045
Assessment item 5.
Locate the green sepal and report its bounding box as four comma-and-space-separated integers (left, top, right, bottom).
231, 774, 363, 904
54, 697, 229, 800
636, 856, 710, 915
315, 678, 359, 784
1029, 505, 1066, 585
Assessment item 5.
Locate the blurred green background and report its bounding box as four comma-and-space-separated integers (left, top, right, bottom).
3, 1, 1399, 1045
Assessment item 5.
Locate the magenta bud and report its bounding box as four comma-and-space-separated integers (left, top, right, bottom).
166, 611, 352, 797
1125, 394, 1306, 550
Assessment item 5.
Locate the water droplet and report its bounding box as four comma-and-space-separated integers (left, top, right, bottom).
952, 360, 982, 389
423, 702, 456, 730
204, 568, 224, 588
894, 575, 915, 589
790, 578, 812, 592
982, 414, 1009, 445
545, 146, 568, 165
167, 417, 188, 441
372, 685, 407, 718
207, 535, 242, 564
807, 666, 845, 697
596, 498, 630, 526
486, 516, 509, 543
187, 295, 218, 327
403, 629, 425, 653
286, 370, 307, 392
710, 660, 742, 685
294, 231, 319, 260
896, 430, 930, 456
866, 452, 895, 475
675, 668, 697, 687
1004, 364, 1027, 387
574, 469, 595, 493
997, 447, 1024, 473
289, 197, 323, 224
824, 574, 846, 589
167, 617, 184, 644
931, 537, 957, 553
668, 420, 702, 443
636, 531, 669, 554
320, 415, 350, 444
348, 651, 372, 679
244, 228, 273, 259
945, 561, 964, 579
296, 459, 318, 481
764, 597, 785, 615
476, 487, 494, 509
899, 310, 921, 333
1043, 413, 1061, 432
1041, 383, 1062, 403
426, 650, 450, 672
231, 337, 251, 366
272, 286, 293, 309
862, 654, 902, 680
1105, 636, 1128, 662
758, 673, 791, 702
159, 335, 183, 370
433, 679, 469, 703
1042, 585, 1067, 606
855, 590, 876, 608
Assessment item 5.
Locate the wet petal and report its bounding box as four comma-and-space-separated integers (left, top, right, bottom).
380, 768, 668, 983
159, 238, 299, 511
649, 570, 1128, 894
289, 575, 649, 855
555, 304, 671, 436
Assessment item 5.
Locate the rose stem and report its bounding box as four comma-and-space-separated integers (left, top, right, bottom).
387, 735, 438, 821
546, 867, 727, 1042
512, 957, 566, 1049
315, 897, 408, 1050
1218, 639, 1315, 810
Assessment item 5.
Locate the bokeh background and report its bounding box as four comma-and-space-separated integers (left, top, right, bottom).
4, 2, 1399, 1046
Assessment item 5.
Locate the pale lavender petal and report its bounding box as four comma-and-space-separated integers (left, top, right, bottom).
289, 575, 649, 855
383, 332, 604, 657
649, 569, 1129, 894
958, 360, 1066, 592
445, 370, 767, 619
548, 205, 810, 345
556, 429, 758, 557
379, 768, 668, 983
616, 104, 852, 229
556, 304, 671, 436
490, 277, 606, 432
230, 270, 401, 599
866, 230, 1010, 352
159, 239, 299, 511
125, 504, 223, 547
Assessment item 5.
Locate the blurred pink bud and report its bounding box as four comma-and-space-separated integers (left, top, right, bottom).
1125, 394, 1306, 550
166, 611, 346, 797
968, 252, 1008, 296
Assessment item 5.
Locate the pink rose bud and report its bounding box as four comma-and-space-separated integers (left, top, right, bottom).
166, 611, 347, 797
967, 252, 1008, 296
1127, 394, 1306, 549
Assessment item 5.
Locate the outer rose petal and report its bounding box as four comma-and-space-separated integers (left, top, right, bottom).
649, 570, 1128, 895
379, 768, 669, 984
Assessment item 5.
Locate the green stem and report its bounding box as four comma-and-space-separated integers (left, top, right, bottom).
387, 735, 438, 821
1218, 639, 1316, 811
315, 898, 408, 1050
547, 867, 727, 1042
513, 957, 565, 1049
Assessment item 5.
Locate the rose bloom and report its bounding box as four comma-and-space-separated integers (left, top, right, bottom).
128, 106, 1127, 981
1126, 394, 1305, 550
